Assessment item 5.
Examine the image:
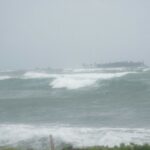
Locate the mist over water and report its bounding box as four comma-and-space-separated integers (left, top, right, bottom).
0, 0, 150, 149
0, 67, 150, 148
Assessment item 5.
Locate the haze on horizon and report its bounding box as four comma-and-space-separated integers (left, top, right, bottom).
0, 0, 150, 69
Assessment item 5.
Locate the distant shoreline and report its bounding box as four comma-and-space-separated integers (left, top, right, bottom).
83, 61, 147, 68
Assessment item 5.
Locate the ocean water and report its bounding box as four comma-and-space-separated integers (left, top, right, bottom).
0, 67, 150, 149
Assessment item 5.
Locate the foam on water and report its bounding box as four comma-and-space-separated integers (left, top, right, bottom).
143, 68, 150, 72
50, 76, 96, 89
22, 72, 58, 79
18, 71, 136, 89
0, 76, 12, 80
50, 72, 135, 89
0, 124, 150, 148
0, 68, 150, 149
0, 70, 136, 90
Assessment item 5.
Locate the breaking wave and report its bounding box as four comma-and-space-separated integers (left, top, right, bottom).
50, 72, 135, 89
22, 72, 58, 79
0, 75, 12, 80
0, 124, 150, 148
0, 70, 137, 89
0, 68, 150, 149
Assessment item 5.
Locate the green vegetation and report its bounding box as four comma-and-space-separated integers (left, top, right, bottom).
0, 147, 19, 150
0, 147, 31, 150
63, 144, 150, 150
1, 144, 150, 150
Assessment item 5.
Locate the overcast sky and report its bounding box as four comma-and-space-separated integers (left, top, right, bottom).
0, 0, 150, 69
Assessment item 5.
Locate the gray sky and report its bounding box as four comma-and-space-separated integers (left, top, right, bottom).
0, 0, 150, 69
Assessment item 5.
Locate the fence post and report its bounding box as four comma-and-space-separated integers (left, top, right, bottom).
49, 135, 55, 150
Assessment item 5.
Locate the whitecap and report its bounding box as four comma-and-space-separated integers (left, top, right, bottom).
50, 72, 135, 90
0, 75, 12, 80
0, 124, 150, 148
22, 72, 58, 79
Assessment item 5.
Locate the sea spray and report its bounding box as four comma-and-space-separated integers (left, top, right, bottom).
0, 68, 150, 149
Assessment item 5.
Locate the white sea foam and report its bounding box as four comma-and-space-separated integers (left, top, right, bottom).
50, 76, 96, 89
0, 71, 135, 89
143, 68, 150, 72
0, 76, 12, 80
50, 72, 135, 89
0, 124, 150, 148
23, 72, 58, 79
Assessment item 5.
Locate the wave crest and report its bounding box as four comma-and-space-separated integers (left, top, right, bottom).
0, 124, 150, 148
50, 72, 134, 90
0, 75, 12, 80
23, 72, 58, 79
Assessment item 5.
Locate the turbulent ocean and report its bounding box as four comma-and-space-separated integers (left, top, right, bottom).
0, 67, 150, 149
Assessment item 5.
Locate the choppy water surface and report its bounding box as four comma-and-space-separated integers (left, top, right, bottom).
0, 67, 150, 148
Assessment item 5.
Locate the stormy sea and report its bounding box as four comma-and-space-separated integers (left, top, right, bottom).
0, 67, 150, 149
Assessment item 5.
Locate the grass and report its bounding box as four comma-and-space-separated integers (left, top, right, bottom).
62, 144, 150, 150
1, 143, 150, 150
